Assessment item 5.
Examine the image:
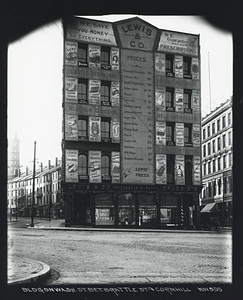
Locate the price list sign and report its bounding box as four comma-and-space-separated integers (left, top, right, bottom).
121, 50, 154, 184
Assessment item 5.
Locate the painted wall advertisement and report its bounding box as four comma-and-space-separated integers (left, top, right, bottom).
89, 80, 101, 105
111, 82, 120, 106
176, 123, 184, 146
174, 56, 183, 78
89, 117, 101, 142
193, 124, 200, 147
88, 45, 101, 68
155, 53, 165, 75
156, 154, 166, 184
155, 88, 165, 110
191, 57, 199, 79
111, 48, 119, 70
65, 115, 78, 140
65, 42, 77, 66
65, 77, 78, 103
66, 18, 117, 46
157, 31, 199, 56
89, 151, 101, 183
175, 155, 185, 185
192, 90, 200, 114
111, 119, 120, 143
193, 156, 201, 184
175, 89, 183, 112
112, 152, 120, 183
156, 122, 166, 145
65, 150, 78, 182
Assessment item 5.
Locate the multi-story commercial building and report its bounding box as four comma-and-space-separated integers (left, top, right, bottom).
62, 16, 202, 228
200, 98, 233, 228
8, 133, 20, 180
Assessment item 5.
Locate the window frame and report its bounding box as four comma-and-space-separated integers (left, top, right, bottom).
101, 119, 111, 142
167, 155, 175, 184
165, 54, 174, 77
183, 56, 192, 79
101, 46, 111, 70
78, 116, 88, 141
101, 153, 111, 180
183, 89, 192, 113
185, 156, 193, 185
165, 88, 175, 112
101, 81, 111, 106
184, 123, 193, 146
166, 123, 175, 146
78, 43, 88, 67
78, 152, 88, 180
78, 79, 88, 104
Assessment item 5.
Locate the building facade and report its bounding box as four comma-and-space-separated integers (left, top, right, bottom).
200, 98, 233, 228
62, 16, 202, 228
8, 133, 20, 180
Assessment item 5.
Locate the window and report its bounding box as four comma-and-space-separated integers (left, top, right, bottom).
184, 124, 192, 146
78, 79, 88, 104
203, 163, 206, 176
223, 155, 227, 169
213, 181, 216, 196
183, 56, 192, 78
208, 161, 211, 174
207, 142, 211, 155
183, 89, 192, 112
185, 156, 193, 185
78, 44, 88, 67
166, 123, 175, 145
222, 116, 226, 128
218, 137, 221, 151
165, 54, 174, 76
223, 177, 227, 193
101, 154, 110, 178
212, 123, 215, 134
223, 134, 226, 148
78, 117, 88, 140
101, 82, 111, 105
167, 155, 175, 184
165, 88, 174, 111
203, 145, 206, 157
228, 131, 232, 145
218, 157, 221, 171
208, 182, 212, 197
212, 140, 215, 153
218, 178, 221, 195
78, 153, 88, 178
101, 47, 111, 69
203, 129, 206, 140
228, 175, 232, 192
217, 119, 220, 131
101, 120, 110, 141
229, 153, 232, 166
228, 112, 231, 125
207, 126, 211, 138
213, 159, 216, 172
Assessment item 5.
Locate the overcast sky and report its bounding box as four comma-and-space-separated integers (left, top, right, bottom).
8, 15, 233, 171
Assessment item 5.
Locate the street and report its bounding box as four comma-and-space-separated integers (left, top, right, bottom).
8, 222, 232, 285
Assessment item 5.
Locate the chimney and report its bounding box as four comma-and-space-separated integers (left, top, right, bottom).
26, 166, 28, 176
55, 157, 58, 167
48, 160, 51, 170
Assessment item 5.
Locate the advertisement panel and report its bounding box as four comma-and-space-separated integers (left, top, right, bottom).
65, 77, 78, 103
191, 57, 199, 79
175, 155, 185, 185
157, 31, 199, 56
65, 42, 78, 66
89, 117, 101, 142
111, 118, 120, 143
155, 53, 165, 75
89, 80, 101, 105
155, 88, 165, 110
193, 124, 200, 147
65, 150, 78, 182
156, 122, 166, 145
88, 45, 101, 68
112, 152, 120, 183
176, 123, 184, 146
174, 56, 183, 78
193, 156, 201, 184
65, 115, 78, 140
89, 151, 101, 183
156, 154, 166, 184
175, 89, 183, 112
111, 48, 119, 70
111, 82, 120, 106
192, 90, 200, 114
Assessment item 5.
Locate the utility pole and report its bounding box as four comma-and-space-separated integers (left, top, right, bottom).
31, 141, 36, 227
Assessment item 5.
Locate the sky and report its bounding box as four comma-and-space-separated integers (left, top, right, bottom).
8, 15, 233, 172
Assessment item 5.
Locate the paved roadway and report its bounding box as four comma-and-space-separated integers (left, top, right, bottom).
8, 225, 232, 285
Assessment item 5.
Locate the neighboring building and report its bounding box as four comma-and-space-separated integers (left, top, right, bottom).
8, 133, 20, 180
200, 98, 233, 228
62, 16, 202, 228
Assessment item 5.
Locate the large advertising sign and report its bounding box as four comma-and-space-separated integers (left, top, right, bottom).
89, 151, 101, 183
66, 18, 117, 46
65, 150, 78, 182
193, 156, 201, 184
88, 45, 101, 68
155, 88, 165, 110
175, 155, 185, 185
111, 82, 120, 106
65, 77, 78, 103
156, 154, 166, 184
191, 57, 200, 79
174, 56, 183, 78
157, 31, 199, 56
112, 152, 120, 183
121, 49, 154, 184
193, 124, 200, 147
176, 123, 184, 147
111, 119, 120, 143
89, 80, 101, 105
111, 48, 119, 70
155, 53, 165, 75
65, 115, 78, 140
192, 90, 200, 114
156, 122, 166, 145
65, 42, 78, 66
175, 89, 183, 112
89, 117, 101, 142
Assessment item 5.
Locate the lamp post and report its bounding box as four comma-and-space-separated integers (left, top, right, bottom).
31, 141, 36, 227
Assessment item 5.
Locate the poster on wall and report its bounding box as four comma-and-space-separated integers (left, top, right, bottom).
192, 90, 200, 114
65, 115, 78, 140
156, 122, 166, 145
112, 152, 120, 183
89, 151, 101, 183
65, 77, 78, 103
155, 53, 165, 75
65, 150, 78, 182
175, 89, 183, 112
111, 48, 119, 70
156, 154, 166, 184
111, 82, 120, 106
88, 45, 101, 68
193, 124, 200, 147
89, 117, 101, 142
176, 123, 184, 146
175, 155, 185, 185
111, 119, 120, 143
174, 56, 183, 78
89, 80, 101, 105
65, 42, 78, 66
191, 57, 199, 80
193, 156, 201, 184
155, 89, 165, 110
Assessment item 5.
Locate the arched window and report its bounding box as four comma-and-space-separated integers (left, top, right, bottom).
101, 82, 110, 105
78, 80, 88, 103
101, 155, 110, 177
78, 118, 88, 140
101, 120, 110, 139
78, 154, 88, 176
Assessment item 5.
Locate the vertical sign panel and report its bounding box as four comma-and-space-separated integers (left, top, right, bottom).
175, 89, 183, 112
121, 50, 154, 184
156, 154, 166, 184
111, 82, 120, 106
176, 123, 184, 146
112, 152, 120, 183
192, 90, 200, 114
111, 48, 119, 70
65, 77, 78, 103
191, 57, 199, 79
111, 119, 120, 143
155, 88, 165, 110
155, 53, 165, 75
175, 155, 185, 185
88, 45, 101, 68
174, 56, 183, 78
65, 150, 78, 182
156, 122, 166, 145
65, 42, 78, 66
89, 117, 101, 142
193, 124, 200, 147
89, 151, 101, 183
65, 115, 78, 140
193, 156, 201, 184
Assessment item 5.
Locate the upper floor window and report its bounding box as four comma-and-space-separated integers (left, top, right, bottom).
183, 56, 192, 78
101, 82, 111, 106
223, 134, 226, 148
218, 137, 221, 151
78, 117, 88, 140
218, 157, 221, 171
228, 131, 232, 145
78, 44, 88, 67
212, 140, 216, 153
167, 155, 175, 184
184, 124, 192, 146
185, 156, 193, 185
101, 154, 110, 179
212, 122, 215, 134
78, 79, 88, 104
207, 125, 210, 138
183, 89, 192, 113
213, 159, 216, 172
208, 161, 211, 174
203, 145, 206, 157
229, 152, 232, 167
78, 153, 88, 179
203, 129, 206, 140
222, 116, 226, 128
165, 54, 174, 76
166, 123, 175, 146
207, 142, 211, 155
203, 163, 206, 176
228, 112, 231, 125
165, 88, 175, 111
101, 119, 111, 141
223, 155, 227, 169
217, 119, 220, 131
101, 47, 111, 70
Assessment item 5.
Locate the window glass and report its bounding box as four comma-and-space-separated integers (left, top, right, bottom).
78, 80, 88, 103
101, 155, 110, 176
78, 118, 88, 140
228, 112, 231, 125
217, 119, 220, 131
183, 89, 192, 110
203, 129, 206, 140
212, 123, 215, 134
218, 157, 221, 170
101, 83, 110, 105
166, 124, 174, 142
78, 154, 88, 176
183, 56, 191, 76
223, 116, 226, 128
167, 155, 175, 183
101, 120, 110, 139
184, 124, 192, 144
208, 142, 211, 155
78, 44, 87, 63
101, 47, 110, 67
165, 88, 174, 108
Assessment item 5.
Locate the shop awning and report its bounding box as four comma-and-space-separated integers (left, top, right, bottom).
200, 203, 216, 213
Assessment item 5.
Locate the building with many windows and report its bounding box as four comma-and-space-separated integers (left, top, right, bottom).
200, 98, 233, 228
8, 133, 20, 180
62, 16, 202, 228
